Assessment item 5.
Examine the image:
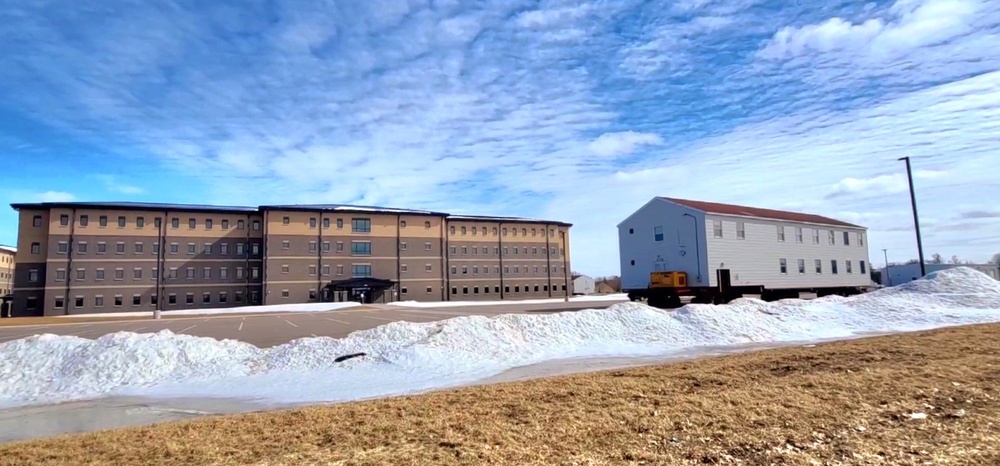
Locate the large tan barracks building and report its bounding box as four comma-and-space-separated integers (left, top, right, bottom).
9, 202, 573, 316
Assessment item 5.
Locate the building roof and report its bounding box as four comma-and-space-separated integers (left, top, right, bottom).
659, 197, 863, 228
0, 245, 16, 254
259, 204, 450, 216
9, 202, 572, 226
10, 201, 259, 214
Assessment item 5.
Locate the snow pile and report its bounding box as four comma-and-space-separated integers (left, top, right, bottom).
1, 267, 999, 409
390, 293, 628, 308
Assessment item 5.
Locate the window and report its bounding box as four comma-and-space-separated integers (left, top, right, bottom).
57, 242, 68, 254
253, 220, 261, 230
281, 265, 289, 274
237, 243, 245, 255
401, 264, 408, 272
815, 259, 822, 274
235, 292, 244, 303
251, 243, 259, 256
336, 242, 344, 252
205, 219, 213, 230
118, 216, 127, 228
203, 267, 212, 279
813, 229, 820, 244
188, 243, 196, 255
95, 296, 104, 307
33, 215, 43, 227
237, 219, 245, 230
80, 215, 89, 227
322, 265, 330, 276
737, 222, 745, 239
56, 269, 66, 281
251, 267, 260, 278
795, 227, 803, 243
311, 218, 319, 228
171, 218, 179, 229
829, 230, 835, 245
798, 259, 805, 274
323, 218, 330, 229
54, 297, 65, 309
779, 258, 787, 274
843, 231, 850, 245
186, 293, 194, 304
60, 214, 69, 226
222, 219, 229, 230
426, 264, 433, 272
282, 216, 290, 225
309, 265, 317, 276
133, 295, 142, 306
713, 220, 723, 238
220, 243, 228, 255
336, 265, 344, 275
654, 226, 664, 242
31, 242, 40, 254
352, 264, 372, 277
154, 217, 162, 228
134, 242, 143, 254
189, 218, 196, 229
203, 293, 211, 304
78, 242, 88, 254
114, 296, 123, 306
137, 217, 145, 228
860, 261, 867, 274
96, 269, 105, 280
186, 267, 195, 279
133, 268, 142, 279
281, 241, 291, 250
400, 241, 407, 251
777, 226, 785, 242
169, 294, 177, 304
115, 242, 125, 254
846, 260, 853, 274
425, 221, 432, 229
76, 269, 85, 280
831, 260, 839, 274
203, 243, 212, 255
220, 267, 229, 279
26, 297, 38, 310
236, 267, 245, 278
858, 233, 865, 247
29, 269, 39, 282
350, 241, 373, 256
352, 218, 371, 232
337, 218, 344, 229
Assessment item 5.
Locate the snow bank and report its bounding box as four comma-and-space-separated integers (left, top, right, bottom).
390, 293, 628, 308
56, 302, 362, 318
2, 267, 999, 409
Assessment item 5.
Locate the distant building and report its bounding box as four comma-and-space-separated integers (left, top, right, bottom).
883, 263, 999, 286
0, 245, 15, 297
572, 274, 595, 295
9, 201, 573, 316
595, 282, 616, 294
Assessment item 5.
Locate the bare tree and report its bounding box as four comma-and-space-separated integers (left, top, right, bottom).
930, 253, 943, 264
949, 255, 962, 265
992, 253, 1000, 266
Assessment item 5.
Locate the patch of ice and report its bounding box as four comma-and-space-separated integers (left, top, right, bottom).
56, 302, 362, 318
1, 267, 998, 409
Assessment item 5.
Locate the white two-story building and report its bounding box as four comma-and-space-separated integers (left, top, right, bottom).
618, 197, 873, 296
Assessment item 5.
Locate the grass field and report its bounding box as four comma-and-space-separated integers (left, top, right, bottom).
2, 323, 998, 465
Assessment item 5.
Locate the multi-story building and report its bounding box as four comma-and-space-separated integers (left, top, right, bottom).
9, 202, 572, 316
0, 245, 15, 297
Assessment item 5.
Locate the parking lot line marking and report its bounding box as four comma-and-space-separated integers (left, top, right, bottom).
178, 324, 198, 334
360, 315, 399, 323
310, 333, 318, 338
238, 320, 244, 331
284, 319, 299, 328
324, 317, 350, 324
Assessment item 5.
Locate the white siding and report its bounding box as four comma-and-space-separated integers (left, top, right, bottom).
618, 199, 709, 291
572, 275, 596, 295
704, 214, 872, 289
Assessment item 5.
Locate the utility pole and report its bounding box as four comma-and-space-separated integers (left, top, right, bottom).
882, 248, 891, 286
898, 156, 926, 277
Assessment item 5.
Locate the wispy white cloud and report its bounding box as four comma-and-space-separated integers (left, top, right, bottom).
589, 131, 663, 157
35, 191, 76, 202
1, 0, 999, 275
94, 175, 145, 195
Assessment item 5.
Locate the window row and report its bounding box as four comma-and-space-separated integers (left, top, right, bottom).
42, 240, 261, 257
279, 263, 378, 277
778, 258, 867, 275
450, 225, 560, 239
40, 214, 261, 231
448, 245, 562, 257
48, 290, 260, 310
279, 216, 438, 232
32, 265, 261, 283
703, 220, 866, 247
449, 264, 565, 276
448, 283, 568, 296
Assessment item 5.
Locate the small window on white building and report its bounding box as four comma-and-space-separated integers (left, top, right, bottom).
654, 226, 664, 242
813, 229, 820, 244
828, 231, 835, 245
858, 232, 865, 246
843, 231, 850, 245
798, 259, 805, 274
860, 260, 867, 274
831, 260, 839, 274
777, 226, 785, 242
815, 259, 822, 274
713, 220, 722, 238
737, 222, 745, 239
779, 258, 787, 274
846, 260, 853, 274
795, 227, 803, 243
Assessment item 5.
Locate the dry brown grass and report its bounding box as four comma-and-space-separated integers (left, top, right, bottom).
3, 323, 999, 466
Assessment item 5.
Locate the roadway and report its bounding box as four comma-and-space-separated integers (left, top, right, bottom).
0, 299, 629, 347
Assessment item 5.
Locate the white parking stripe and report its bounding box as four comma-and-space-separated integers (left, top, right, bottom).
177, 324, 198, 334
324, 317, 350, 324
238, 320, 244, 331
284, 319, 299, 328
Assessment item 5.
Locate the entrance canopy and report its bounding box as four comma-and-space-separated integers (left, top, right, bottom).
327, 277, 395, 290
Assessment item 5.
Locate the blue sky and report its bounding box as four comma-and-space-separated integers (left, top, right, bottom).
2, 0, 999, 276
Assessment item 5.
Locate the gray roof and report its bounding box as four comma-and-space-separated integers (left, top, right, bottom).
10, 201, 258, 214
260, 204, 450, 216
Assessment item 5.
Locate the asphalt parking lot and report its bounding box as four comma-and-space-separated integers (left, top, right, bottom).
0, 299, 628, 347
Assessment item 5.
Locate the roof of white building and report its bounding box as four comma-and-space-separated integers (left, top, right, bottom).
660, 197, 864, 228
